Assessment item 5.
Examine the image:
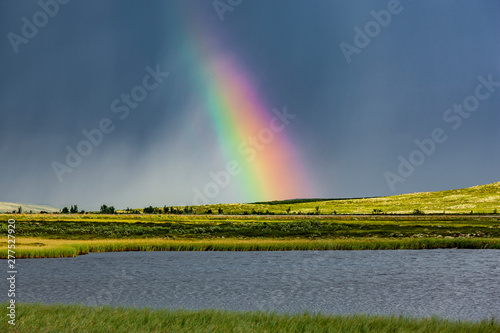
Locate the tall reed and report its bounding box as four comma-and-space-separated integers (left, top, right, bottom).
2, 237, 499, 258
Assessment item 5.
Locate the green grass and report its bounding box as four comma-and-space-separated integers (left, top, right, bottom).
1, 303, 498, 333
168, 181, 500, 215
0, 303, 500, 333
2, 237, 499, 258
2, 216, 499, 240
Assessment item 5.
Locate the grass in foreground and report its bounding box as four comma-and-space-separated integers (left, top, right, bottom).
1, 303, 498, 333
2, 237, 499, 258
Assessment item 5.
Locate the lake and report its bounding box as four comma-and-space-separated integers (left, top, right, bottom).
2, 249, 499, 321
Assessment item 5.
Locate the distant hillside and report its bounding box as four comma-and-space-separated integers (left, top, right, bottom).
4, 182, 498, 215
176, 182, 500, 215
0, 202, 59, 213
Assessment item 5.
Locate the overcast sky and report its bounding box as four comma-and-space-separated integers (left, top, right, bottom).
1, 0, 499, 210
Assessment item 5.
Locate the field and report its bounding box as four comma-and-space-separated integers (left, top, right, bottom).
1, 182, 499, 258
3, 236, 500, 258
1, 214, 499, 258
2, 181, 500, 216
1, 303, 498, 333
163, 181, 500, 215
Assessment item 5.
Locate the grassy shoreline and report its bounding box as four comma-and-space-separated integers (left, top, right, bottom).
2, 237, 499, 258
2, 213, 499, 258
1, 303, 498, 332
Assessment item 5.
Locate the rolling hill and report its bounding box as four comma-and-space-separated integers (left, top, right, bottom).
0, 201, 59, 213
2, 182, 498, 215
186, 182, 500, 215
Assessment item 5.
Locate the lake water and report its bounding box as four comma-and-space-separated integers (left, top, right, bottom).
2, 249, 499, 321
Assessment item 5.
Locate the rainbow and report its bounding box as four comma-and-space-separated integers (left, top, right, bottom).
178, 3, 314, 202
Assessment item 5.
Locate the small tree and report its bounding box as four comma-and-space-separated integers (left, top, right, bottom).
100, 205, 115, 214
62, 207, 69, 214
143, 206, 155, 214
218, 208, 223, 214
70, 205, 78, 214
412, 209, 424, 215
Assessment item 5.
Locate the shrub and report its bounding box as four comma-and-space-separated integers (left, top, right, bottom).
412, 209, 425, 215
100, 205, 116, 214
143, 206, 155, 214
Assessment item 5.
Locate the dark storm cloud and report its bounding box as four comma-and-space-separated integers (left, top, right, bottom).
0, 0, 498, 209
